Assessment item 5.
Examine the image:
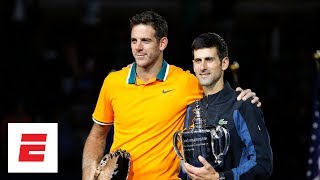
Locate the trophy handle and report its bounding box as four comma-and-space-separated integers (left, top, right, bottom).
219, 125, 230, 156
173, 131, 184, 160
210, 125, 230, 165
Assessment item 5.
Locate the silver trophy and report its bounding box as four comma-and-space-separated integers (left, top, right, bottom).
173, 100, 230, 167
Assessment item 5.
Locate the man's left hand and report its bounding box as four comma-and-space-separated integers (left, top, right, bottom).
236, 87, 261, 107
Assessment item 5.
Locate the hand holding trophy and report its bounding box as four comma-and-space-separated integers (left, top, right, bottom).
173, 100, 230, 168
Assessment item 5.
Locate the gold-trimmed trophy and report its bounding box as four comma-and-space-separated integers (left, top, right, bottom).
94, 149, 131, 180
173, 100, 230, 168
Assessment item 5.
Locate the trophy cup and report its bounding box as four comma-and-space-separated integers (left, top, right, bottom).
173, 100, 230, 168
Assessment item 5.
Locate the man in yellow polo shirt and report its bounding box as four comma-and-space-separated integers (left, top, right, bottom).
82, 10, 260, 180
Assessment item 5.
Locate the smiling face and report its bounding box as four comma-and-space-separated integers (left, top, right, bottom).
193, 47, 229, 91
131, 24, 167, 69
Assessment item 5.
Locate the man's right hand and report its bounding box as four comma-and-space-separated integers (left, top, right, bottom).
82, 123, 112, 180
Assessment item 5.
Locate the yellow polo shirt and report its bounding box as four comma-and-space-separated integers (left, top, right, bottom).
92, 60, 203, 179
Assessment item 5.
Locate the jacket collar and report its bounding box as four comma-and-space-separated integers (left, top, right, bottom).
202, 81, 235, 105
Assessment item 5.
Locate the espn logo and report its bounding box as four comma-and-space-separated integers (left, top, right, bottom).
8, 123, 58, 173
19, 133, 47, 162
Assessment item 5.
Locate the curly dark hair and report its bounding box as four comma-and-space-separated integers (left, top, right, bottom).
130, 10, 168, 41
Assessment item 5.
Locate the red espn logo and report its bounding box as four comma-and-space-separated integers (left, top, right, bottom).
8, 123, 58, 173
19, 134, 47, 162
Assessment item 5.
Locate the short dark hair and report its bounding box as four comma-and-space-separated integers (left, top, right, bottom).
130, 10, 168, 41
191, 32, 228, 60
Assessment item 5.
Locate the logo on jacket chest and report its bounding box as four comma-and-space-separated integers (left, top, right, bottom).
218, 119, 228, 125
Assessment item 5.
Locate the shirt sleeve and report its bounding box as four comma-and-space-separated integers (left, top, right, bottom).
223, 102, 273, 180
184, 71, 203, 105
92, 74, 114, 125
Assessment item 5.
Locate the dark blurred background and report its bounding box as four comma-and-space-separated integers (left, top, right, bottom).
1, 0, 320, 179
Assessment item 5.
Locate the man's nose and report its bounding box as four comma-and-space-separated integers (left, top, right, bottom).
200, 61, 207, 71
135, 41, 143, 50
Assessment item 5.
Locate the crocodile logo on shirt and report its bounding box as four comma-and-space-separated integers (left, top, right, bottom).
162, 89, 175, 94
218, 119, 228, 125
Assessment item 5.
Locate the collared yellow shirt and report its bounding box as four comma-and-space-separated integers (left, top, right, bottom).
92, 60, 203, 179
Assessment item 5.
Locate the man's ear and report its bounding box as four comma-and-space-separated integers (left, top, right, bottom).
222, 57, 229, 71
159, 37, 168, 51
